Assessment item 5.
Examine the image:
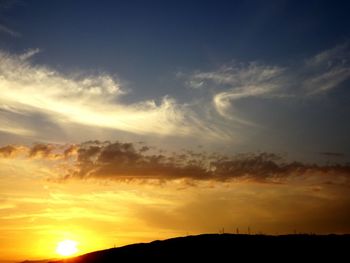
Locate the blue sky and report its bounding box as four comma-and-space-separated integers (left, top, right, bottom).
1, 0, 350, 161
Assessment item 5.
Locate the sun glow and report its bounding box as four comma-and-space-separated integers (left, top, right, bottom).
56, 240, 78, 257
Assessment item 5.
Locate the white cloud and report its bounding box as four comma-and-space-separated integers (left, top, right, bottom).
189, 63, 283, 88
213, 84, 277, 125
1, 43, 349, 143
186, 44, 350, 125
0, 50, 217, 138
0, 49, 231, 141
19, 48, 40, 60
189, 63, 284, 123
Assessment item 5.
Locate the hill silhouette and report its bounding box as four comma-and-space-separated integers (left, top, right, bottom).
47, 234, 349, 262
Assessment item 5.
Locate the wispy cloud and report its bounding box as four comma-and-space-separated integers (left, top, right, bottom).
303, 43, 350, 94
0, 49, 227, 139
0, 24, 20, 37
0, 125, 34, 136
1, 43, 349, 144
212, 74, 283, 123
185, 43, 350, 126
305, 43, 349, 68
187, 62, 286, 124
18, 48, 40, 60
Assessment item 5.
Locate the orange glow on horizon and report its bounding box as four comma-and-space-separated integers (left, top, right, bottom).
0, 158, 349, 261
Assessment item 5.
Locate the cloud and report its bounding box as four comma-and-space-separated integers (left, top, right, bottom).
319, 152, 346, 158
0, 0, 22, 37
305, 43, 349, 68
185, 43, 350, 125
0, 143, 77, 160
1, 43, 349, 144
0, 144, 27, 157
63, 144, 79, 159
2, 141, 345, 184
189, 63, 283, 88
304, 67, 350, 94
28, 143, 54, 158
213, 84, 278, 125
188, 63, 285, 121
187, 63, 286, 123
0, 49, 225, 139
67, 141, 350, 184
18, 48, 40, 60
28, 143, 76, 160
67, 141, 210, 181
0, 24, 20, 37
209, 153, 350, 183
0, 125, 34, 136
303, 43, 350, 94
2, 141, 350, 184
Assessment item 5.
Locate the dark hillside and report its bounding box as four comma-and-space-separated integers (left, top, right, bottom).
50, 234, 350, 262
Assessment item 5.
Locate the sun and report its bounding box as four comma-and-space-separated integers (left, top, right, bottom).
56, 240, 78, 257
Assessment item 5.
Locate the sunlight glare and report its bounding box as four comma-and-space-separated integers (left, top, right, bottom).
56, 240, 78, 257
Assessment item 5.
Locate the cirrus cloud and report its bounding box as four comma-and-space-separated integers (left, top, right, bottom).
0, 49, 226, 140
185, 43, 350, 126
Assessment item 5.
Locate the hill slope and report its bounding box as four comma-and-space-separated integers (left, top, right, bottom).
51, 234, 349, 262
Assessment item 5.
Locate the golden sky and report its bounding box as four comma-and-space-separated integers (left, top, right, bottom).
0, 142, 349, 261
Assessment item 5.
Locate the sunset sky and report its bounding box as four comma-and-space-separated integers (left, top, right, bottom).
1, 0, 350, 261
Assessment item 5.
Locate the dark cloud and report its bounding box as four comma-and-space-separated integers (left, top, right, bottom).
0, 143, 77, 160
63, 141, 350, 183
68, 141, 210, 180
29, 143, 54, 158
139, 146, 150, 152
1, 141, 350, 184
319, 152, 346, 158
63, 144, 78, 159
0, 144, 25, 157
29, 143, 79, 160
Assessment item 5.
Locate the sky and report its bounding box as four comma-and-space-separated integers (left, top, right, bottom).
0, 0, 350, 261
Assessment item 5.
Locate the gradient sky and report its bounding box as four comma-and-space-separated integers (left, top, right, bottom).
1, 0, 350, 261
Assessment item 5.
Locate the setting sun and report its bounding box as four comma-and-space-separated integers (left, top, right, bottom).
56, 240, 78, 257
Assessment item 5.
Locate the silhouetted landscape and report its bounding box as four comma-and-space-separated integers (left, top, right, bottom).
23, 234, 347, 262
